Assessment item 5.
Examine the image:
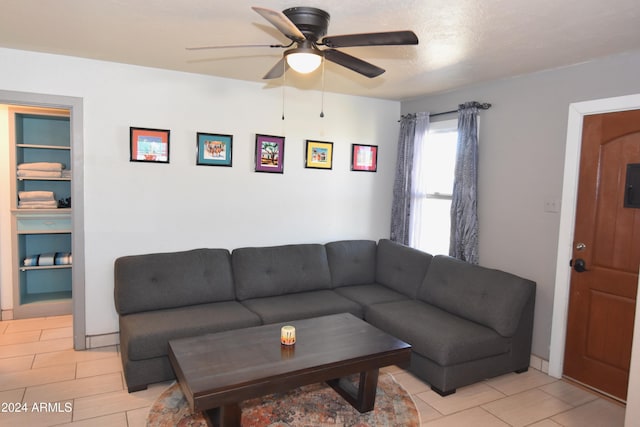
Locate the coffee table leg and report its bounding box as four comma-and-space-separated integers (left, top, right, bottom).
327, 368, 379, 413
203, 403, 241, 427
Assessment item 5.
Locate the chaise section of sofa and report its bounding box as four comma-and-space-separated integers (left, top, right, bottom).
232, 243, 363, 323
114, 248, 261, 392
366, 254, 536, 395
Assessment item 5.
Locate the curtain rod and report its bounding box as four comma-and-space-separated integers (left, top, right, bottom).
400, 102, 492, 121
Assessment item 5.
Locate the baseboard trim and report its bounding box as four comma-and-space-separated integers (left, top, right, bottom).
530, 354, 550, 374
85, 332, 119, 349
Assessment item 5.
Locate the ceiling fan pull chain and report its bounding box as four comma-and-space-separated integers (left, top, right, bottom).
282, 60, 286, 120
320, 57, 325, 118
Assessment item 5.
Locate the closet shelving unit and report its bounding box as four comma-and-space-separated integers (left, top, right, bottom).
9, 106, 72, 318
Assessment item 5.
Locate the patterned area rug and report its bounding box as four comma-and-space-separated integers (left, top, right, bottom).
147, 373, 419, 426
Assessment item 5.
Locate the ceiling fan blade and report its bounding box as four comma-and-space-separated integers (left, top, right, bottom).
322, 30, 418, 48
262, 57, 289, 79
252, 6, 306, 42
323, 49, 385, 78
186, 43, 286, 51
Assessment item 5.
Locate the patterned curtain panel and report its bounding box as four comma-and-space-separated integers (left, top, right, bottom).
449, 102, 479, 264
390, 113, 429, 244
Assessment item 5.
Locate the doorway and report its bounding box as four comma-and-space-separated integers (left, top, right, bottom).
0, 90, 85, 350
548, 94, 640, 420
562, 109, 640, 401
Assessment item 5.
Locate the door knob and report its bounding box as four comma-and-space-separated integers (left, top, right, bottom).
571, 258, 588, 272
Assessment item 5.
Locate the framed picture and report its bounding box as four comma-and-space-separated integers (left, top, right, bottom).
351, 144, 378, 172
255, 134, 285, 173
130, 127, 170, 163
305, 140, 333, 170
196, 132, 233, 166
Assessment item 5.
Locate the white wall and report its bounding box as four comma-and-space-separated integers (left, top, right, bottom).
402, 50, 640, 359
0, 48, 400, 335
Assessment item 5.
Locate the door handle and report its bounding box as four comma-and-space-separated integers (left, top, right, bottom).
570, 258, 588, 272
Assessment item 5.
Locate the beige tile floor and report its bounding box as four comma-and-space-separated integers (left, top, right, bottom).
0, 315, 627, 426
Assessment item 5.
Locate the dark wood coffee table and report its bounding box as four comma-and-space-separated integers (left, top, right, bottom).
168, 312, 411, 427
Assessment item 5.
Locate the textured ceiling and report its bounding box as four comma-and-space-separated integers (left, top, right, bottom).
1, 0, 639, 100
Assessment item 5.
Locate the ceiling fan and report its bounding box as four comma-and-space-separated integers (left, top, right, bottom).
187, 6, 419, 79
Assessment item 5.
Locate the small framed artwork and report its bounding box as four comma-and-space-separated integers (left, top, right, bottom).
196, 132, 233, 167
255, 134, 285, 173
130, 127, 170, 163
305, 140, 333, 170
351, 144, 378, 172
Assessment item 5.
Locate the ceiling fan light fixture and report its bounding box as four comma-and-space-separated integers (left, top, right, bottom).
285, 48, 322, 74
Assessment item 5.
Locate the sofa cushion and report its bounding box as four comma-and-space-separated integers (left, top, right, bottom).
366, 300, 510, 366
240, 290, 363, 324
114, 248, 235, 315
120, 301, 261, 361
335, 284, 408, 308
418, 255, 535, 337
375, 239, 433, 298
326, 240, 377, 287
232, 244, 332, 300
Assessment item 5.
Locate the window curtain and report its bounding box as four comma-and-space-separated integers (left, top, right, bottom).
408, 113, 430, 248
449, 102, 479, 264
390, 112, 429, 245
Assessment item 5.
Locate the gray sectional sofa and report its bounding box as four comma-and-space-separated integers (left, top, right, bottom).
114, 239, 535, 396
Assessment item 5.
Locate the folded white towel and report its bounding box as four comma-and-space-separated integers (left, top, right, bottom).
17, 170, 62, 178
18, 191, 55, 201
18, 200, 58, 209
17, 162, 64, 171
37, 253, 55, 266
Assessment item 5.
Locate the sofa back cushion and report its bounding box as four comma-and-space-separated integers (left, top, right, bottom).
418, 255, 536, 337
114, 248, 235, 315
375, 239, 433, 298
326, 240, 377, 287
232, 244, 332, 300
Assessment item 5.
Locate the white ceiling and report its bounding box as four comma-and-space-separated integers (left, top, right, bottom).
1, 0, 639, 101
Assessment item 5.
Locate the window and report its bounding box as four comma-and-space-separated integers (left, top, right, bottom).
411, 119, 458, 255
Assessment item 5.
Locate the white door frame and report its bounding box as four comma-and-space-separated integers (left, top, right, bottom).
548, 93, 640, 422
0, 89, 85, 350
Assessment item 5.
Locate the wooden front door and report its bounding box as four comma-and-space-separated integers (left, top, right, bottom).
563, 109, 640, 401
